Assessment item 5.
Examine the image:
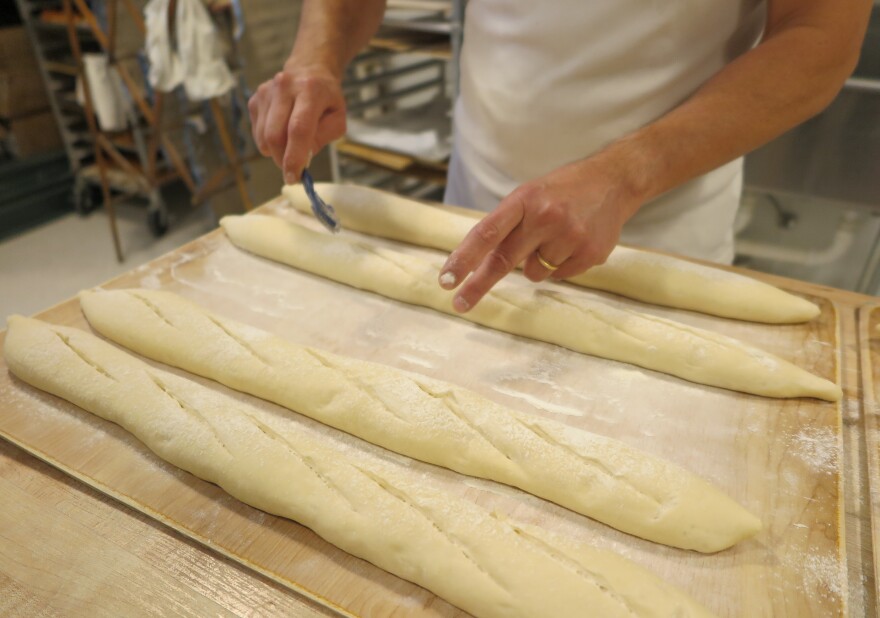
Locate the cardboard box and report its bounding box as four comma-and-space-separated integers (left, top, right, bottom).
0, 27, 50, 118
0, 72, 49, 118
0, 27, 40, 74
5, 109, 63, 157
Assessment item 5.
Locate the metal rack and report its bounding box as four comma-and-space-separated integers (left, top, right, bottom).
15, 0, 254, 261
331, 0, 464, 199
16, 0, 183, 259
12, 0, 87, 174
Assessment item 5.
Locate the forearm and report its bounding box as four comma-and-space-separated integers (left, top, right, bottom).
437, 0, 871, 310
599, 1, 871, 209
285, 0, 387, 79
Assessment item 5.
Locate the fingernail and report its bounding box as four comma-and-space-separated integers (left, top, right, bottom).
439, 271, 457, 289
453, 295, 470, 313
284, 172, 295, 185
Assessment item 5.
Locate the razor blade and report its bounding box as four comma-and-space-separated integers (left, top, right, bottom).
301, 169, 340, 233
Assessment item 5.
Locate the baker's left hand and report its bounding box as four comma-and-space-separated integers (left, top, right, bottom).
438, 157, 642, 313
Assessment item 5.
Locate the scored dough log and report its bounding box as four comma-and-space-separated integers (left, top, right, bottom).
80, 288, 762, 552
220, 214, 841, 402
283, 183, 820, 324
3, 316, 716, 618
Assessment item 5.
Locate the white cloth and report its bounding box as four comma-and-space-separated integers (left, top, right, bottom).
445, 0, 766, 263
144, 0, 235, 101
76, 53, 130, 131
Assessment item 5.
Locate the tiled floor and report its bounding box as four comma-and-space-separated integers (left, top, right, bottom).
0, 193, 216, 319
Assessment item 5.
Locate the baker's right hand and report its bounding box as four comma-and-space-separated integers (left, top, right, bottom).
248, 65, 347, 184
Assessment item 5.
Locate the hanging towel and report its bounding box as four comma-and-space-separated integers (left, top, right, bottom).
144, 0, 235, 100
76, 53, 130, 131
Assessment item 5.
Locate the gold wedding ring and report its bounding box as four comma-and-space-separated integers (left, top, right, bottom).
536, 250, 560, 272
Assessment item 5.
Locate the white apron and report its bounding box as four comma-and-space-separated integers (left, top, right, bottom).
444, 0, 766, 263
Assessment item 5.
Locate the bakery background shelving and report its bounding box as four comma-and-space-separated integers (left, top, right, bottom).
0, 4, 72, 238
15, 0, 184, 259
13, 0, 257, 261
330, 0, 464, 201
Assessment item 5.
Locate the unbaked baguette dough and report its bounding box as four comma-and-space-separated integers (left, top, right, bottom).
80, 288, 762, 552
3, 316, 715, 618
283, 183, 820, 324
220, 214, 841, 401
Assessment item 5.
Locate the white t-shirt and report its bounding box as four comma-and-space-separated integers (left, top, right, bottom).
444, 0, 766, 263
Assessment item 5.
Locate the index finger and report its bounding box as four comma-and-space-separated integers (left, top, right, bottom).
282, 90, 323, 183
438, 197, 525, 290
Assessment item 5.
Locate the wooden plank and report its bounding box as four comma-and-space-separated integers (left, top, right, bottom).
0, 437, 339, 617
336, 139, 448, 185
0, 193, 865, 615
336, 139, 415, 171
858, 304, 880, 609
841, 305, 876, 615
368, 34, 452, 60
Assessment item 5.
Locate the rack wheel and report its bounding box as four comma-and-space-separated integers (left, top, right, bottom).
147, 208, 169, 237
72, 184, 101, 215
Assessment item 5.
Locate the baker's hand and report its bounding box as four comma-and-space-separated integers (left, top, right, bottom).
248, 65, 347, 184
438, 158, 641, 313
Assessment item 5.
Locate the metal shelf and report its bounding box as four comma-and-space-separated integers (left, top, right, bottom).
13, 0, 183, 259
382, 18, 452, 35
333, 0, 464, 190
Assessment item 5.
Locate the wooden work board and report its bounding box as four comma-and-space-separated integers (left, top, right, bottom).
0, 194, 861, 616
858, 305, 880, 610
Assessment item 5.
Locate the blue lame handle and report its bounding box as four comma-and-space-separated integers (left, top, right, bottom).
301, 169, 341, 233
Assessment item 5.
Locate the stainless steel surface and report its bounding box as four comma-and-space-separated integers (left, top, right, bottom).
343, 58, 443, 92
845, 76, 880, 94
734, 190, 880, 293
744, 7, 880, 209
